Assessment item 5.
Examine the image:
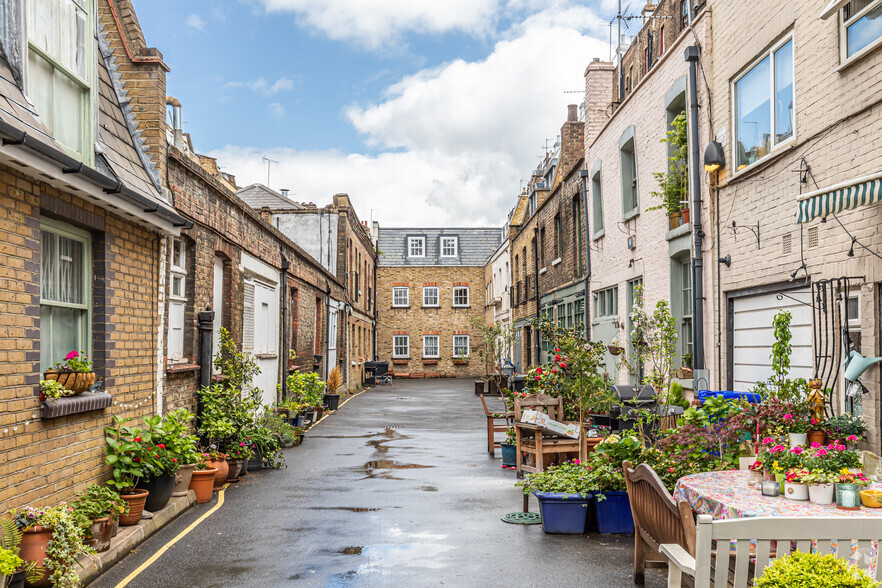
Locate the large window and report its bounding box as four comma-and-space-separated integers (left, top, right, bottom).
591, 168, 604, 238
168, 239, 188, 362
453, 335, 469, 358
553, 214, 562, 260
440, 236, 458, 257
423, 286, 439, 307
26, 0, 93, 160
40, 219, 91, 371
620, 133, 639, 219
734, 38, 793, 171
392, 287, 409, 307
594, 287, 618, 318
423, 335, 439, 358
842, 0, 882, 60
574, 299, 585, 330
453, 286, 470, 307
408, 236, 425, 258
393, 335, 410, 358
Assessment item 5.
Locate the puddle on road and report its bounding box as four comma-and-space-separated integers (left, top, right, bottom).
357, 459, 432, 481
340, 546, 363, 555
419, 485, 438, 492
313, 428, 411, 441
308, 507, 381, 512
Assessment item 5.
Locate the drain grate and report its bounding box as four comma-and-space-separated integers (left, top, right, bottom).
501, 512, 541, 525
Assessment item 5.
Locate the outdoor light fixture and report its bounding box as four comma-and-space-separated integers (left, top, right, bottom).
703, 141, 724, 172
789, 262, 807, 281
848, 236, 857, 257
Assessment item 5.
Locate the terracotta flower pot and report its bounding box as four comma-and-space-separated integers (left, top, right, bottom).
226, 458, 243, 482
42, 370, 95, 394
189, 467, 218, 504
19, 525, 52, 587
111, 513, 119, 537
88, 517, 113, 552
208, 455, 229, 489
172, 463, 196, 497
119, 488, 150, 526
807, 430, 827, 446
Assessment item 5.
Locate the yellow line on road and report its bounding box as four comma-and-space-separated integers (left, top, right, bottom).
114, 485, 228, 588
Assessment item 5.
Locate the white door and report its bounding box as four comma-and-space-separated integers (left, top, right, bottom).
327, 305, 338, 378
732, 289, 812, 392
212, 257, 224, 373
243, 279, 279, 406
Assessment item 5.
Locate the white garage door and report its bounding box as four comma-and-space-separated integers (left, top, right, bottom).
732, 289, 813, 392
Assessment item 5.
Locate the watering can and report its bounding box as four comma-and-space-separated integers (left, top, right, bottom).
843, 350, 882, 382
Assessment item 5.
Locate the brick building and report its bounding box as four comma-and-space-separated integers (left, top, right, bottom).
483, 228, 513, 368
0, 0, 190, 509
707, 0, 882, 450
583, 1, 713, 388
377, 228, 500, 378
240, 190, 377, 390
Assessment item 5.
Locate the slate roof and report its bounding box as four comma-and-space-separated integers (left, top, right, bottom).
237, 184, 303, 210
378, 227, 502, 267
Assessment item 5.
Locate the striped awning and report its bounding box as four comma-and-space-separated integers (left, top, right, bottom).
796, 172, 882, 224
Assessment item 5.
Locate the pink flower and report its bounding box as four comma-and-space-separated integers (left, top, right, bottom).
573, 459, 581, 465
534, 376, 540, 381
811, 418, 817, 425
790, 447, 803, 455
834, 444, 846, 451
783, 414, 792, 420
65, 350, 79, 360
762, 437, 774, 445
240, 442, 246, 446
668, 467, 675, 473
810, 442, 821, 448
847, 435, 859, 443
815, 448, 828, 457
772, 445, 785, 453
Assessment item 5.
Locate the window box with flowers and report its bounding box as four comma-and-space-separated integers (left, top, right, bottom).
40, 349, 111, 419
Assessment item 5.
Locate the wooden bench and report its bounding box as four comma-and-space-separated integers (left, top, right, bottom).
479, 394, 513, 455
623, 460, 696, 585
661, 514, 882, 587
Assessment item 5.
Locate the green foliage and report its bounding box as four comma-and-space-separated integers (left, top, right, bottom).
284, 371, 326, 408
70, 484, 127, 522
156, 409, 201, 465
516, 460, 596, 496
262, 411, 300, 444
214, 327, 261, 394
467, 313, 518, 376
752, 311, 809, 402
197, 384, 261, 449
243, 422, 284, 468
648, 112, 688, 214
53, 350, 93, 373
824, 414, 868, 439
39, 379, 68, 401
0, 545, 22, 576
12, 506, 94, 588
104, 416, 150, 493
667, 381, 689, 409
0, 518, 41, 583
628, 285, 678, 396
754, 551, 878, 588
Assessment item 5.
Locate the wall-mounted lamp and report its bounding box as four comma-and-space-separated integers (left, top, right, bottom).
718, 254, 731, 268
703, 141, 725, 172
848, 236, 857, 257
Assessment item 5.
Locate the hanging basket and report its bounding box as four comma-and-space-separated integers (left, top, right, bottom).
43, 371, 95, 395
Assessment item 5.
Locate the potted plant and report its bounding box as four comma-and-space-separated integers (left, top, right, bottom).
755, 551, 877, 588
70, 484, 126, 553
136, 415, 181, 512
516, 460, 595, 534
801, 470, 835, 505
104, 416, 152, 525
748, 459, 765, 485
500, 428, 517, 468
783, 409, 810, 447
835, 470, 870, 511
42, 350, 95, 395
12, 506, 94, 588
188, 455, 219, 504
225, 439, 252, 482
782, 468, 810, 500
38, 379, 68, 402
824, 414, 867, 449
160, 409, 201, 497
323, 366, 343, 411
0, 519, 41, 588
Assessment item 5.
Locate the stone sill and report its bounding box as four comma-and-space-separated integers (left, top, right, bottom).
422, 359, 439, 365
539, 267, 547, 275
551, 258, 562, 266
391, 305, 410, 309
666, 222, 692, 241
42, 391, 112, 419
166, 363, 200, 374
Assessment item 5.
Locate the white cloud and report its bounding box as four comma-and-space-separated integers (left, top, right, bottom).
210, 5, 609, 227
225, 77, 295, 97
185, 14, 206, 32
255, 0, 500, 48
268, 102, 285, 119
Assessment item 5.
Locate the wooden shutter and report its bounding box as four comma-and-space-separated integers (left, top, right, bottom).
243, 280, 255, 352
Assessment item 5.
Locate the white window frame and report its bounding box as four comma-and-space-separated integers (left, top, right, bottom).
423, 335, 440, 358
168, 239, 188, 362
25, 0, 96, 163
731, 35, 795, 176
393, 335, 410, 358
453, 335, 470, 358
440, 236, 458, 257
452, 286, 470, 307
408, 236, 425, 258
422, 286, 439, 307
392, 286, 409, 307
840, 0, 882, 65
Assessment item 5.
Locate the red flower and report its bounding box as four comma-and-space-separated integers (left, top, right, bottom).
554, 355, 562, 362
536, 367, 543, 375
534, 376, 540, 381
555, 348, 561, 353
134, 437, 142, 442
157, 443, 166, 449
551, 369, 557, 374
134, 457, 140, 462
559, 362, 567, 369
171, 458, 177, 463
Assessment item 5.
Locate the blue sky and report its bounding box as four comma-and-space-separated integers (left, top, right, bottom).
132, 0, 613, 226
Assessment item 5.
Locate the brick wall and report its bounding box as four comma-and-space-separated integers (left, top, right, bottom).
377, 266, 486, 377
0, 164, 160, 509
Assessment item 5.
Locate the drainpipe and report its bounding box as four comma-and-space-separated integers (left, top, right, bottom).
579, 169, 592, 341
196, 306, 215, 430
685, 46, 705, 371
280, 253, 290, 399
325, 280, 332, 379
533, 226, 540, 361
373, 246, 379, 362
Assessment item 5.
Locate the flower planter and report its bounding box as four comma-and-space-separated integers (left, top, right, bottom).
784, 482, 809, 501
837, 483, 861, 510
681, 208, 690, 224
788, 432, 807, 446
19, 525, 52, 587
807, 430, 826, 446
189, 467, 218, 504
247, 447, 264, 472
172, 463, 196, 497
119, 489, 150, 526
809, 483, 835, 505
7, 570, 25, 588
42, 370, 95, 394
111, 513, 119, 537
668, 211, 682, 230
774, 473, 785, 484
500, 443, 517, 467
595, 491, 635, 534
226, 458, 244, 482
208, 454, 229, 489
88, 517, 112, 553
324, 394, 341, 411
534, 492, 592, 534
239, 458, 248, 477
138, 472, 176, 512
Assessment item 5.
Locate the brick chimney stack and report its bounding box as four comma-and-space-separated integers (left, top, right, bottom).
583, 58, 616, 151
558, 104, 585, 178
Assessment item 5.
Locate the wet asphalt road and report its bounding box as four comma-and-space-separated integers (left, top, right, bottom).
90, 379, 666, 588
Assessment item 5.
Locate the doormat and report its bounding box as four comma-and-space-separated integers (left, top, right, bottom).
501, 512, 541, 525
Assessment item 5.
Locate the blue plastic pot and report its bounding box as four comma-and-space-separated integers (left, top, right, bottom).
595, 491, 634, 534
501, 443, 517, 466
534, 492, 593, 534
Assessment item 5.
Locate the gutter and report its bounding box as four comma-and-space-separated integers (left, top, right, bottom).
685, 46, 706, 371
0, 121, 191, 229
579, 169, 592, 341
280, 253, 290, 399
325, 280, 332, 380
533, 226, 540, 363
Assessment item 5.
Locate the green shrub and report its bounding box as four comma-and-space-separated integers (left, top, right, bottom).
755, 551, 878, 588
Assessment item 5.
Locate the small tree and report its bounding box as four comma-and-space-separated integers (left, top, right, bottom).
629, 285, 678, 397
468, 314, 517, 377
214, 327, 261, 400
752, 310, 809, 403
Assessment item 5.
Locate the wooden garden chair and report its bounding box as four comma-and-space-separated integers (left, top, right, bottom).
480, 394, 513, 455
661, 515, 882, 588
623, 460, 696, 586
514, 393, 586, 478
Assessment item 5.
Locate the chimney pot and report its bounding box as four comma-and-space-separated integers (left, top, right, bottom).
567, 104, 578, 122
281, 189, 289, 198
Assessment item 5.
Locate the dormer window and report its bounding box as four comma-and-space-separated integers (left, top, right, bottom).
26, 0, 94, 162
408, 236, 425, 258
440, 236, 458, 257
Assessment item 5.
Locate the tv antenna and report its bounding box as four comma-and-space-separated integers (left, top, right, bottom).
262, 155, 278, 187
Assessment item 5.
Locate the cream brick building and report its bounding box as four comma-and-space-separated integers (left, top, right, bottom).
377, 228, 500, 378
